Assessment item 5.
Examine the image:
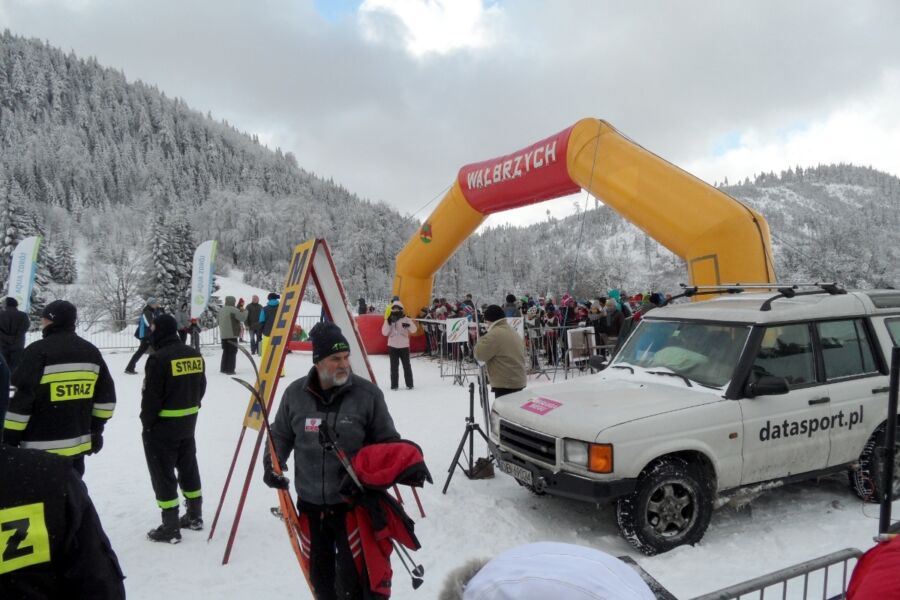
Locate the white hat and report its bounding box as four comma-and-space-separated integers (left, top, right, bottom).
462, 542, 655, 600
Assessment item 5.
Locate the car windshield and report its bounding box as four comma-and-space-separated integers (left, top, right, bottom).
613, 320, 751, 388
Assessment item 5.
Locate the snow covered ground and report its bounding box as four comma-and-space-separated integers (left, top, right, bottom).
84, 342, 895, 599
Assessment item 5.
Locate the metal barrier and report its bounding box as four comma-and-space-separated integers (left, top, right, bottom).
23, 314, 329, 351
524, 323, 614, 381
414, 318, 612, 386
417, 319, 481, 385
691, 548, 862, 600
25, 320, 224, 351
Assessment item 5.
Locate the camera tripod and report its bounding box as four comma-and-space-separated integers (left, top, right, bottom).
442, 377, 493, 494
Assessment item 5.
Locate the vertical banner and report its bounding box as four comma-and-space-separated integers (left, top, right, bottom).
7, 236, 41, 312
243, 240, 315, 430
446, 318, 468, 344
190, 240, 218, 320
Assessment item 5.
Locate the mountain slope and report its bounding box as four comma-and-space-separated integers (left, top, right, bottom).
0, 31, 895, 320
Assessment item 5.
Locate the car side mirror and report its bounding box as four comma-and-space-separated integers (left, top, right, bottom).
745, 375, 790, 397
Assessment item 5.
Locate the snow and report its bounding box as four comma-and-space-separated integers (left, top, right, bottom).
83, 343, 897, 599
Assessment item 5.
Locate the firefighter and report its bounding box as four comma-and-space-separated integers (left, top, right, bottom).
140, 314, 207, 544
2, 300, 116, 475
0, 444, 125, 598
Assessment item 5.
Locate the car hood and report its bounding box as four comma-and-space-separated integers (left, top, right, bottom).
492, 370, 724, 442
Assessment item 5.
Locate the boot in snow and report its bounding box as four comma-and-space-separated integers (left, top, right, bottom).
148, 508, 182, 544
179, 497, 203, 531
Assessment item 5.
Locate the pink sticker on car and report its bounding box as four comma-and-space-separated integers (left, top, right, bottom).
521, 397, 562, 415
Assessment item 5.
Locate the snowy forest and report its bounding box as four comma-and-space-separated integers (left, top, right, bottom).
0, 31, 897, 327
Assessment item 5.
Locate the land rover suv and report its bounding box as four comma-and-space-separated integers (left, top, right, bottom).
488, 286, 900, 554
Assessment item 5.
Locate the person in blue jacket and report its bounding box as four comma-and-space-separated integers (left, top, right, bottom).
125, 298, 162, 374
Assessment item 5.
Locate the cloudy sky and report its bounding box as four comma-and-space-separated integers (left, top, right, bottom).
2, 0, 899, 226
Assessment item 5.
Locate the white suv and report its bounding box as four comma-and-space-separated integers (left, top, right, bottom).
488, 286, 900, 554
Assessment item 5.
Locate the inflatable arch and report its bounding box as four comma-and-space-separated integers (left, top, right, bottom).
392, 118, 776, 315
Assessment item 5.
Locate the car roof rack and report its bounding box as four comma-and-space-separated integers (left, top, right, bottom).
671, 282, 846, 312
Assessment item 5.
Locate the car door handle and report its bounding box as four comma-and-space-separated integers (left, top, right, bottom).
808, 397, 830, 405
872, 387, 891, 394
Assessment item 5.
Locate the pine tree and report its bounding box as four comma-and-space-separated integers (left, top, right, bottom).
0, 179, 32, 292
149, 214, 180, 312
51, 235, 77, 284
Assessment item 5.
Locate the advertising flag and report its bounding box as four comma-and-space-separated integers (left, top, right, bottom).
190, 240, 218, 320
6, 236, 41, 312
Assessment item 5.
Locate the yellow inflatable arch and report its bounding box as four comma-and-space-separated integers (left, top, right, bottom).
392, 118, 776, 314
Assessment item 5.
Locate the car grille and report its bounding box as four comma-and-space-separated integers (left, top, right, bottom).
499, 421, 557, 464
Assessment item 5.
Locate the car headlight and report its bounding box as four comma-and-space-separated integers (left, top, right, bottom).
564, 439, 613, 473
489, 409, 500, 437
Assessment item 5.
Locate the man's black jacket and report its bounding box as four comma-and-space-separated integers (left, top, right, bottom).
0, 445, 125, 598
0, 306, 30, 349
141, 334, 207, 439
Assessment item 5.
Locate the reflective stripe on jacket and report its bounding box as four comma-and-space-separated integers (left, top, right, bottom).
3, 328, 116, 457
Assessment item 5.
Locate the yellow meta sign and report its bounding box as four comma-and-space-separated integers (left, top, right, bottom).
0, 503, 51, 575
172, 357, 204, 376
243, 240, 315, 430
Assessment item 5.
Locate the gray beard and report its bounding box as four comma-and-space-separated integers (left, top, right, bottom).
318, 369, 350, 389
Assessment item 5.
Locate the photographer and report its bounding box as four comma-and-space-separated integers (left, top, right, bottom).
381, 300, 417, 391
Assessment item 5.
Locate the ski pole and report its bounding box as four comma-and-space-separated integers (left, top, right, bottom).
392, 539, 425, 577
392, 539, 424, 589
318, 422, 426, 586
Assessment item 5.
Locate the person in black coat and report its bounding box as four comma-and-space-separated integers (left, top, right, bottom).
0, 297, 31, 372
140, 314, 207, 544
0, 445, 125, 598
245, 295, 263, 356
0, 354, 8, 442
3, 300, 116, 476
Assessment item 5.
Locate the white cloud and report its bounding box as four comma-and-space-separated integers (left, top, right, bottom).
358, 0, 501, 57
686, 70, 900, 185
2, 0, 900, 228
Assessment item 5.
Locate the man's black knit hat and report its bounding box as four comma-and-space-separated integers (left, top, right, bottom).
5, 297, 17, 308
154, 314, 178, 337
483, 305, 505, 323
150, 314, 178, 347
309, 322, 350, 363
42, 300, 77, 329
267, 292, 280, 301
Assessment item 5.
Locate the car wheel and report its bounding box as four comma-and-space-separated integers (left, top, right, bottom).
616, 456, 713, 555
850, 425, 900, 503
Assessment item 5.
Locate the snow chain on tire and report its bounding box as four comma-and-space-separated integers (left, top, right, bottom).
616, 456, 714, 555
850, 424, 900, 503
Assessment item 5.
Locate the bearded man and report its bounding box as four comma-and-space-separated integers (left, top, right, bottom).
264, 321, 399, 600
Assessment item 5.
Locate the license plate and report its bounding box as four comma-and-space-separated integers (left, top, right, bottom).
497, 460, 533, 486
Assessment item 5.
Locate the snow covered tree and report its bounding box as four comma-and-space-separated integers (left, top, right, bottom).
50, 235, 77, 284
0, 177, 30, 291
148, 214, 181, 312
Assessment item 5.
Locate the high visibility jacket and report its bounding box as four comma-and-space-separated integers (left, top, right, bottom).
3, 326, 116, 457
140, 334, 206, 439
0, 445, 125, 598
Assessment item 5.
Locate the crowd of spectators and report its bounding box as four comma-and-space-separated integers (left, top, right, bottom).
409, 289, 672, 366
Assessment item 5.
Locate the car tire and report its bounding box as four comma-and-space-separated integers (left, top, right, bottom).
616, 456, 714, 555
850, 425, 900, 503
